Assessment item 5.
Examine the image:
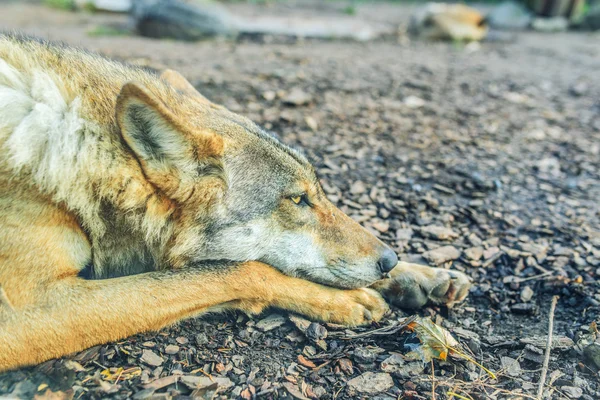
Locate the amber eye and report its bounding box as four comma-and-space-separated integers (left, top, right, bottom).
290, 194, 310, 207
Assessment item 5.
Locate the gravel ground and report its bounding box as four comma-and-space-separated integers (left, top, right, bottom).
1, 2, 599, 399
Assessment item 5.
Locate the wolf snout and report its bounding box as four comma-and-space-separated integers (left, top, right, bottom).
376, 248, 398, 275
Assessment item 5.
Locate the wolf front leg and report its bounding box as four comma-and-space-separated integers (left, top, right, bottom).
0, 261, 388, 371
370, 261, 471, 309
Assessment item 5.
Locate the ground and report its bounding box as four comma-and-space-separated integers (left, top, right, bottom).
0, 1, 599, 399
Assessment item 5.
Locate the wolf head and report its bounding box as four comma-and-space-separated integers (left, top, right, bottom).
115, 71, 397, 289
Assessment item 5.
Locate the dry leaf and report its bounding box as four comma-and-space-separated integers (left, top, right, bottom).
405, 317, 496, 379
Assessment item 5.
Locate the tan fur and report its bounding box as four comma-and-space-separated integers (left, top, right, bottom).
0, 35, 468, 372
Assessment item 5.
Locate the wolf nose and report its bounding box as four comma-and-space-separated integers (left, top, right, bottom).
377, 248, 398, 274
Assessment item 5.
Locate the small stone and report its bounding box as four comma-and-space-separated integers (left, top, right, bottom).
520, 286, 534, 302
175, 336, 188, 345
164, 345, 179, 355
561, 386, 583, 399
262, 91, 276, 101
347, 372, 394, 395
420, 225, 458, 240
140, 349, 164, 367
583, 343, 600, 370
306, 323, 327, 341
465, 246, 484, 260
500, 356, 521, 377
422, 246, 461, 265
180, 375, 233, 390
353, 347, 378, 364
255, 313, 286, 332
403, 96, 425, 109
283, 88, 312, 106
373, 221, 389, 233
483, 246, 501, 260
380, 354, 424, 379
350, 181, 367, 195
305, 116, 318, 131
195, 333, 209, 346
396, 228, 414, 241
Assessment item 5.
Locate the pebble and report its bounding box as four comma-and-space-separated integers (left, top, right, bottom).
500, 356, 521, 377
465, 246, 484, 260
350, 181, 367, 195
380, 354, 424, 379
422, 246, 461, 265
140, 349, 164, 367
347, 372, 394, 394
520, 286, 534, 302
195, 333, 209, 346
283, 88, 312, 106
255, 313, 286, 332
561, 386, 583, 399
419, 225, 458, 240
164, 345, 179, 355
583, 343, 600, 370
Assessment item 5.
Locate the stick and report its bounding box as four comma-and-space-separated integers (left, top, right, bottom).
536, 295, 558, 400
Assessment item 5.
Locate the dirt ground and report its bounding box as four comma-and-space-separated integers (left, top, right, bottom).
1, 1, 599, 399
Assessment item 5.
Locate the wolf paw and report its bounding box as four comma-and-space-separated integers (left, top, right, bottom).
323, 288, 389, 327
370, 262, 471, 310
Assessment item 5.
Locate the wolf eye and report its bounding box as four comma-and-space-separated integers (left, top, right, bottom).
290, 194, 310, 206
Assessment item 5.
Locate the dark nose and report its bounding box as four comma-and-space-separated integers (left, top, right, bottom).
377, 248, 398, 274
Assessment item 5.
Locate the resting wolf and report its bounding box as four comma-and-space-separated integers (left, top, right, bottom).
0, 34, 469, 371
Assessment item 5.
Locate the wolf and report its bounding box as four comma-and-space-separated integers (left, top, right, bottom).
0, 34, 470, 371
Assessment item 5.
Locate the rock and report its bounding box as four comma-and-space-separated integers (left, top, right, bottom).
347, 372, 394, 395
255, 313, 286, 332
465, 246, 484, 260
180, 375, 233, 390
583, 343, 600, 370
420, 225, 458, 240
350, 181, 367, 195
403, 96, 426, 109
422, 246, 461, 265
487, 1, 532, 30
283, 88, 313, 106
282, 382, 310, 400
373, 221, 390, 233
570, 81, 589, 97
520, 286, 534, 302
561, 386, 583, 399
195, 333, 209, 346
520, 336, 574, 349
164, 344, 179, 355
353, 346, 378, 364
132, 0, 236, 41
396, 228, 414, 241
306, 322, 328, 341
140, 349, 164, 367
532, 17, 568, 32
380, 354, 424, 379
500, 356, 521, 377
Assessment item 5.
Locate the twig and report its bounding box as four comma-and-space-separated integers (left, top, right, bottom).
431, 360, 436, 400
536, 295, 558, 400
329, 315, 416, 339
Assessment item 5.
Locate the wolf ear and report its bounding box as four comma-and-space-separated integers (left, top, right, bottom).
160, 69, 212, 104
116, 82, 223, 199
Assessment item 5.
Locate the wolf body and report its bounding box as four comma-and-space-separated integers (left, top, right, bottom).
0, 35, 469, 371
